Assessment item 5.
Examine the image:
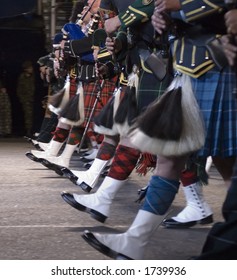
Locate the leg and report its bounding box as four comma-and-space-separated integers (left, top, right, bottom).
25, 121, 70, 162
162, 156, 213, 228
36, 112, 58, 144
40, 126, 84, 170
81, 155, 188, 259
80, 128, 100, 161
61, 136, 140, 223
30, 113, 59, 151
212, 156, 236, 187
62, 135, 120, 192
196, 158, 237, 259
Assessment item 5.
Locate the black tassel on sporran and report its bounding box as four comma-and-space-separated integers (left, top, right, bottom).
60, 94, 80, 122
48, 88, 66, 109
129, 74, 205, 157
94, 95, 115, 129
137, 86, 183, 140
114, 86, 138, 126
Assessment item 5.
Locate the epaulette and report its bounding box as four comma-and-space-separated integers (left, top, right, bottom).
97, 47, 112, 63
119, 0, 154, 28
180, 0, 224, 22
172, 36, 215, 78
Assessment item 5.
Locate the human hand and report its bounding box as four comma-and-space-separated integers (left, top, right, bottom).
154, 0, 181, 12
152, 0, 181, 34
105, 36, 122, 54
53, 58, 61, 78
220, 35, 237, 66
225, 10, 237, 35
95, 62, 109, 79
104, 16, 121, 35
152, 9, 167, 34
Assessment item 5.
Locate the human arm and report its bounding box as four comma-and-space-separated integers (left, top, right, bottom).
221, 9, 237, 66
225, 9, 237, 34
152, 0, 226, 34
104, 0, 155, 35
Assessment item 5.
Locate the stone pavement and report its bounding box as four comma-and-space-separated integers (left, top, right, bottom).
0, 137, 226, 260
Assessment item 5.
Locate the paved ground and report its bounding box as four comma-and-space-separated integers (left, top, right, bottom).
0, 137, 226, 260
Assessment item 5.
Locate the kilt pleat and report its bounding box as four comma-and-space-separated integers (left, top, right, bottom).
192, 66, 237, 157
81, 78, 116, 127
137, 70, 171, 113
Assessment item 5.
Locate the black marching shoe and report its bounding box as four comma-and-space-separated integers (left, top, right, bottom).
61, 167, 79, 185
61, 192, 87, 211
82, 230, 132, 260
25, 152, 42, 163
162, 214, 213, 229
83, 161, 94, 169
33, 143, 44, 151
79, 181, 93, 193
61, 167, 92, 193
24, 136, 43, 151
24, 136, 34, 144
51, 163, 65, 176
61, 192, 107, 223
162, 183, 214, 229
40, 159, 64, 176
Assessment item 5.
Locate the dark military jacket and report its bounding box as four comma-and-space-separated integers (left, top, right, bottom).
171, 0, 237, 77
118, 0, 154, 28
98, 0, 157, 77
100, 0, 135, 14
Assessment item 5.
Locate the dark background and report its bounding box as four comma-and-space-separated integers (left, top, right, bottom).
0, 0, 48, 136
0, 0, 37, 18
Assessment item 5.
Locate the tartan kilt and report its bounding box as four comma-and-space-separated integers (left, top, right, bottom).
192, 66, 237, 157
94, 85, 126, 136
116, 70, 171, 136
60, 77, 116, 127
94, 70, 171, 136
82, 78, 116, 126
69, 78, 78, 98
137, 70, 171, 113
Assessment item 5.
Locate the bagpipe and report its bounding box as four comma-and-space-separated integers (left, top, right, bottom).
77, 0, 101, 37
61, 22, 95, 63
49, 1, 117, 127
76, 0, 97, 27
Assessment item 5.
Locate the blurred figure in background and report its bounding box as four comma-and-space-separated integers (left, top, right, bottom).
0, 62, 12, 137
16, 60, 35, 137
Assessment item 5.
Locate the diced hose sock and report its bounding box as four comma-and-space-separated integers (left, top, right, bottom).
53, 127, 70, 142
107, 145, 140, 180
142, 176, 179, 215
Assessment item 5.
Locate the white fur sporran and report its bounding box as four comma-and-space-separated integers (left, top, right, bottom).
60, 82, 85, 126
129, 74, 205, 156
48, 75, 71, 115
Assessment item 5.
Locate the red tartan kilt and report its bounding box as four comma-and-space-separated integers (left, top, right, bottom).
81, 77, 116, 127
69, 78, 78, 98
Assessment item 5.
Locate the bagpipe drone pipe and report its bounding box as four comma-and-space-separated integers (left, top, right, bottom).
48, 13, 100, 116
